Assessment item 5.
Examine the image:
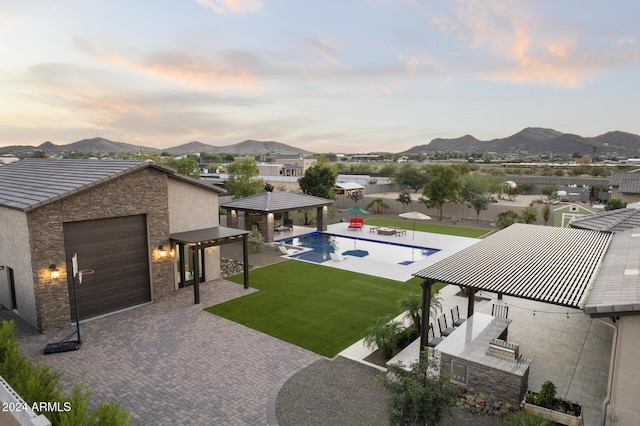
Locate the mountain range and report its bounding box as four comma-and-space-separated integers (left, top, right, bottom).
0, 138, 311, 156
401, 128, 640, 157
2, 128, 640, 157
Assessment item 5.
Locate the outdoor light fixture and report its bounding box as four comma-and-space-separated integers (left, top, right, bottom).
158, 246, 167, 257
49, 264, 59, 279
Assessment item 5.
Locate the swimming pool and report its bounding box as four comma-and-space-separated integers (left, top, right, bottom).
276, 232, 440, 265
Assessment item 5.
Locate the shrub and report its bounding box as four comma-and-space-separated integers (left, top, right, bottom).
380, 349, 457, 425
363, 316, 403, 358
248, 225, 265, 253
504, 411, 553, 426
0, 320, 130, 426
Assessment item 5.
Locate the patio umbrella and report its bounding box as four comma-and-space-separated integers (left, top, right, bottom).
399, 211, 432, 239
342, 206, 370, 217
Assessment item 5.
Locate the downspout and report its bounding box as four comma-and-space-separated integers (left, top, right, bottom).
597, 317, 619, 425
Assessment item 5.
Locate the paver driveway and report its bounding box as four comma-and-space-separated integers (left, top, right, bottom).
8, 279, 321, 425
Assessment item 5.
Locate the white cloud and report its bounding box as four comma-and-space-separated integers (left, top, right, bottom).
195, 0, 264, 14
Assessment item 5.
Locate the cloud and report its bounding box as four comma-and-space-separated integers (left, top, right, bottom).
424, 0, 638, 87
75, 39, 264, 92
195, 0, 264, 14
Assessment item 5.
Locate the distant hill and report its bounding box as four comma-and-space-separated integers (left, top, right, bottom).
403, 127, 640, 157
0, 138, 311, 156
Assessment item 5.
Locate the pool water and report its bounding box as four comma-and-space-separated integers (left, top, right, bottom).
276, 232, 440, 265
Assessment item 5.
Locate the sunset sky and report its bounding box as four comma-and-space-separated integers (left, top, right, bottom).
1, 1, 639, 153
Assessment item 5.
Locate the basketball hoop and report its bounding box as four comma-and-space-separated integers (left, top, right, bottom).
77, 269, 94, 284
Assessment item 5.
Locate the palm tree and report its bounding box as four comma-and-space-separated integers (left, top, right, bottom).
363, 315, 403, 358
400, 292, 443, 333
366, 197, 389, 214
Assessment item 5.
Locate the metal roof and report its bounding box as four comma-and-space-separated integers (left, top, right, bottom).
221, 191, 333, 212
334, 182, 365, 190
413, 223, 612, 309
584, 228, 640, 316
0, 158, 223, 212
569, 208, 640, 232
170, 226, 249, 246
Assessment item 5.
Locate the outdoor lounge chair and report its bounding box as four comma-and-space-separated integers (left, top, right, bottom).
348, 217, 364, 231
427, 324, 444, 348
437, 314, 455, 337
329, 252, 346, 262
277, 244, 297, 256
451, 306, 465, 327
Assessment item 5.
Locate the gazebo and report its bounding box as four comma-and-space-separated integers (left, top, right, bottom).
221, 191, 334, 242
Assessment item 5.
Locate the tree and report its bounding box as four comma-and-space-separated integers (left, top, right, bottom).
605, 199, 627, 211
419, 165, 466, 220
367, 197, 389, 214
461, 175, 500, 223
166, 157, 200, 178
298, 158, 338, 199
30, 150, 48, 158
518, 182, 535, 194
498, 210, 521, 229
522, 204, 538, 224
226, 158, 264, 199
380, 349, 457, 426
363, 316, 403, 359
393, 165, 427, 193
396, 191, 413, 212
400, 292, 442, 334
347, 190, 364, 206
542, 203, 551, 225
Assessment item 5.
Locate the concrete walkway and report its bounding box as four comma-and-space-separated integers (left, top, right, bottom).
6, 279, 321, 425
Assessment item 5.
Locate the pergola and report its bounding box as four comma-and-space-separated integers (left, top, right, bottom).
221, 191, 334, 242
171, 226, 250, 304
413, 223, 613, 351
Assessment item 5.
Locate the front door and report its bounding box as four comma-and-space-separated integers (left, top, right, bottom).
177, 244, 204, 288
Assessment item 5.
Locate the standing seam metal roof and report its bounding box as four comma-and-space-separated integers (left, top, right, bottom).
413, 223, 612, 309
0, 158, 223, 212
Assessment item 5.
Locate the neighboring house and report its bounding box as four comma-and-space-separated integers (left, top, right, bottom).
258, 163, 304, 177
570, 208, 640, 425
0, 159, 230, 332
609, 170, 640, 204
552, 203, 595, 227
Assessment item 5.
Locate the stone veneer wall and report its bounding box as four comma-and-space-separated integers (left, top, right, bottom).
246, 211, 274, 243
440, 353, 529, 407
27, 168, 173, 331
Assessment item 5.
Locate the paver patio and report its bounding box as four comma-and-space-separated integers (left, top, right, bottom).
5, 279, 320, 425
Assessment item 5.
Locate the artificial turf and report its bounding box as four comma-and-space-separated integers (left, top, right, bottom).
205, 260, 443, 357
364, 218, 489, 238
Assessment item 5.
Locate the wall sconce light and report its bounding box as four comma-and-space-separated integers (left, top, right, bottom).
49, 264, 60, 279
158, 246, 167, 258
170, 249, 175, 258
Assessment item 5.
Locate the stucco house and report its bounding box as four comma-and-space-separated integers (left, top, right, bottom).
609, 170, 640, 204
0, 159, 235, 332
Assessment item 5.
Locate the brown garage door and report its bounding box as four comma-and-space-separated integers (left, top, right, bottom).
63, 215, 151, 320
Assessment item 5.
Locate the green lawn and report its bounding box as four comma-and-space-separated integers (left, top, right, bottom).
365, 218, 489, 238
206, 260, 444, 357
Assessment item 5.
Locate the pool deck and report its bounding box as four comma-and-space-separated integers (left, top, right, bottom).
278, 222, 480, 281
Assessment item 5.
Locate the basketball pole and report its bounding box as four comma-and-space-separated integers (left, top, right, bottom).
72, 271, 81, 344
44, 267, 84, 354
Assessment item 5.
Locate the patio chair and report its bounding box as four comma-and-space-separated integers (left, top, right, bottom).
427, 324, 444, 348
277, 244, 297, 256
492, 304, 509, 319
437, 314, 455, 337
450, 306, 465, 327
